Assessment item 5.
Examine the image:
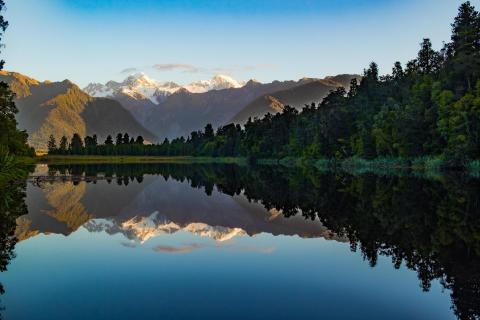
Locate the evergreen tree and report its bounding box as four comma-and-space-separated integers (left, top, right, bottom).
417, 38, 441, 74
105, 135, 113, 145
449, 1, 480, 92
115, 133, 123, 145
0, 0, 7, 71
204, 124, 214, 140
0, 1, 31, 156
70, 133, 84, 154
123, 133, 130, 144
47, 135, 57, 154
59, 136, 68, 154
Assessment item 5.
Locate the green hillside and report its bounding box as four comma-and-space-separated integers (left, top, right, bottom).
0, 71, 156, 151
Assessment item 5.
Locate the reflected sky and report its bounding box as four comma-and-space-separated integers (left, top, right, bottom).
5, 228, 452, 320
0, 164, 465, 319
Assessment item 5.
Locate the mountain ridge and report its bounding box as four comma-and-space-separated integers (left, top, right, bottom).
84, 73, 244, 103
0, 71, 156, 150
143, 74, 360, 138
230, 74, 361, 124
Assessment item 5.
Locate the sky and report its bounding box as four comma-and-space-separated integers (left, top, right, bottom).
2, 0, 475, 87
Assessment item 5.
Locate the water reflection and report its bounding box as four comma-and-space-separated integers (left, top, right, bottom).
2, 163, 480, 319
21, 164, 340, 244
0, 178, 28, 319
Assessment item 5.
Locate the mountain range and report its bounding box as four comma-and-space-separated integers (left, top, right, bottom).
84, 73, 244, 100
0, 71, 155, 150
1, 70, 359, 149
230, 74, 359, 124
85, 73, 359, 139
16, 174, 344, 243
84, 73, 245, 124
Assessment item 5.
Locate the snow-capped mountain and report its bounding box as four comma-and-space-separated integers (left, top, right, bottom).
84, 211, 246, 244
184, 74, 244, 93
84, 73, 182, 104
84, 73, 245, 104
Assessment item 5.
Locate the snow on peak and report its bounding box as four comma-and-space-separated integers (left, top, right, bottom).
84, 73, 182, 104
83, 82, 114, 98
84, 211, 246, 244
184, 74, 245, 93
124, 72, 157, 87
83, 73, 245, 103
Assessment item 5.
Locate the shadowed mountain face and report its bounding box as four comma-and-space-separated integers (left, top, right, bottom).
230, 75, 361, 124
143, 75, 359, 139
1, 70, 358, 146
18, 169, 338, 244
0, 71, 156, 150
84, 73, 245, 125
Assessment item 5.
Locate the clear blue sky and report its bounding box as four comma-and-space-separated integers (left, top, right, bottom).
2, 0, 474, 87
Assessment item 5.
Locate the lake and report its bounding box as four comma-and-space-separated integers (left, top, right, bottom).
0, 163, 478, 319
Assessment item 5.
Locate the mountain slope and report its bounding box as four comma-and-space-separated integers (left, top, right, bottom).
84, 73, 245, 125
85, 73, 244, 100
82, 73, 358, 139
17, 174, 341, 243
84, 73, 181, 103
184, 74, 244, 93
144, 75, 359, 139
144, 78, 319, 138
0, 71, 156, 150
230, 74, 361, 124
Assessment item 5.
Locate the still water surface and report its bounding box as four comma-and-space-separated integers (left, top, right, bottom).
1, 163, 479, 319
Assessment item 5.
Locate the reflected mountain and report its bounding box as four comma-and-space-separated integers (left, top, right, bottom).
17, 167, 340, 244
8, 163, 480, 320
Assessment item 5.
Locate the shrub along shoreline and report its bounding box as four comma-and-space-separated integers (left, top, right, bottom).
34, 154, 480, 175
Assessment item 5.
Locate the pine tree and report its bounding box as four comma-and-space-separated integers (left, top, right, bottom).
417, 38, 441, 74
449, 1, 480, 92
204, 124, 214, 139
116, 133, 123, 145
105, 135, 113, 145
70, 133, 84, 154
451, 1, 480, 55
47, 135, 57, 154
59, 136, 68, 154
123, 133, 130, 144
0, 1, 31, 156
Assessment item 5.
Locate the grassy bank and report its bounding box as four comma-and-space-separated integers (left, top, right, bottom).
32, 155, 480, 175
263, 156, 480, 176
36, 155, 247, 165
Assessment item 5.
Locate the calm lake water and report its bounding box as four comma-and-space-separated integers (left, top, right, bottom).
0, 163, 479, 319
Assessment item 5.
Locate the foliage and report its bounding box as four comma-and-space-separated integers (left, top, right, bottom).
0, 0, 33, 162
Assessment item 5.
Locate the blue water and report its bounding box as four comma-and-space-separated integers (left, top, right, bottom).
0, 167, 457, 319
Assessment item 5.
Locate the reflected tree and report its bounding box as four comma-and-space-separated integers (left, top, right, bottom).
0, 177, 28, 319
45, 163, 480, 319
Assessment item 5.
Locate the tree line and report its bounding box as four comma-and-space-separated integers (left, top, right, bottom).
51, 2, 480, 168
0, 0, 33, 160
47, 133, 147, 156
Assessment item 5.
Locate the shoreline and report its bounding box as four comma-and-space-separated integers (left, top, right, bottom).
33, 155, 247, 165
29, 155, 479, 173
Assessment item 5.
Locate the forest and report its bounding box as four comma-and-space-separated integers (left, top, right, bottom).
0, 0, 34, 180
48, 2, 480, 169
